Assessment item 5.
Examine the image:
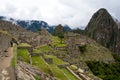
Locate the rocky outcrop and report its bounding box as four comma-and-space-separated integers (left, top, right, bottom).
16, 62, 56, 80
85, 8, 120, 54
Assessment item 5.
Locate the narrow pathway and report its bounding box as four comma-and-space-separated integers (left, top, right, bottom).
0, 47, 15, 80
0, 47, 13, 69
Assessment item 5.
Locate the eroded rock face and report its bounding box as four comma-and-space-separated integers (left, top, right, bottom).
85, 8, 120, 54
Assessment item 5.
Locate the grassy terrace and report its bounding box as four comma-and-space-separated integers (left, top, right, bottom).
51, 36, 66, 47
32, 56, 51, 74
33, 49, 42, 53
38, 45, 52, 53
34, 45, 52, 53
32, 55, 68, 80
18, 43, 31, 47
44, 54, 68, 65
44, 54, 79, 80
17, 41, 79, 80
80, 42, 114, 61
62, 68, 79, 80
17, 48, 30, 63
49, 64, 69, 80
32, 54, 79, 80
11, 44, 17, 66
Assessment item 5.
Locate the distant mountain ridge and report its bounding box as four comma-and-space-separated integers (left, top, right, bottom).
0, 16, 71, 33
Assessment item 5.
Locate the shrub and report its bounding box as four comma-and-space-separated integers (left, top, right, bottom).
78, 44, 86, 53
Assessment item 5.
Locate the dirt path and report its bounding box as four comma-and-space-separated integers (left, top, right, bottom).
0, 47, 15, 80
0, 47, 13, 69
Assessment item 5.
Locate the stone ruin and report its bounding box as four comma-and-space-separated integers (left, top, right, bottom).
57, 64, 70, 68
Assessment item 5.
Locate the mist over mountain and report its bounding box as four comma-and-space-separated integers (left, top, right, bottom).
0, 16, 71, 33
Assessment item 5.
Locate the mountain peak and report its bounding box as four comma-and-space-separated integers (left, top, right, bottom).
98, 8, 107, 12
92, 8, 111, 19
85, 8, 120, 54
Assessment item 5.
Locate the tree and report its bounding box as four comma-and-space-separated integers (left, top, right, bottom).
53, 24, 66, 43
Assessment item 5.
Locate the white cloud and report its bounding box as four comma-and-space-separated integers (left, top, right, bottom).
0, 0, 120, 28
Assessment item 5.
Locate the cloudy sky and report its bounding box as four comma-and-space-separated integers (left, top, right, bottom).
0, 0, 120, 29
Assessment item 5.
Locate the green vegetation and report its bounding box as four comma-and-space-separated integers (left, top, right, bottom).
78, 44, 86, 53
62, 68, 79, 80
86, 53, 120, 80
51, 36, 66, 47
11, 44, 17, 66
35, 45, 52, 53
16, 37, 78, 80
18, 43, 31, 47
33, 49, 42, 53
57, 43, 66, 47
53, 24, 66, 44
17, 48, 30, 63
72, 28, 84, 34
32, 56, 51, 74
70, 65, 78, 70
49, 64, 68, 80
17, 46, 78, 80
44, 54, 68, 65
32, 55, 70, 80
52, 36, 60, 44
44, 54, 79, 80
80, 42, 114, 61
112, 53, 120, 62
34, 76, 41, 80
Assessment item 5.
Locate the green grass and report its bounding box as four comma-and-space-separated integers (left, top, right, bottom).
32, 56, 51, 74
33, 49, 42, 53
57, 43, 66, 47
62, 68, 79, 80
11, 44, 17, 66
70, 65, 78, 70
44, 54, 68, 65
35, 45, 52, 53
51, 36, 66, 47
80, 42, 114, 61
18, 43, 31, 47
31, 54, 79, 80
49, 64, 69, 80
44, 54, 72, 79
17, 48, 30, 63
52, 36, 61, 44
34, 76, 41, 80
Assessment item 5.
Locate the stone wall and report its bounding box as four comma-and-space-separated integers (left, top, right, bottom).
0, 32, 11, 57
57, 64, 70, 68
44, 58, 53, 64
